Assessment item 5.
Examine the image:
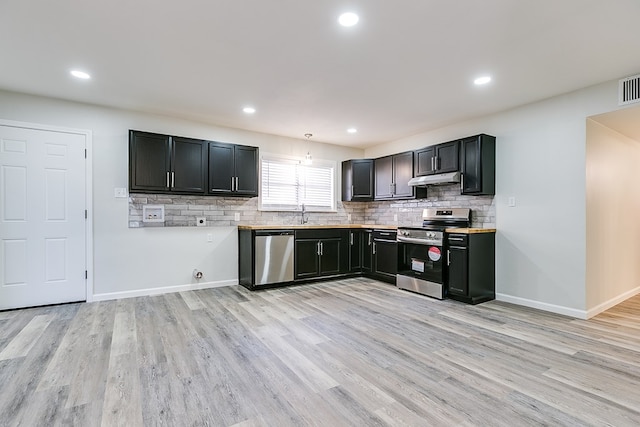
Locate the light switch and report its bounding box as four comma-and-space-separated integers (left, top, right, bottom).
207, 233, 213, 242
114, 188, 128, 198
234, 212, 240, 221
394, 214, 398, 222
508, 196, 516, 207
347, 213, 352, 221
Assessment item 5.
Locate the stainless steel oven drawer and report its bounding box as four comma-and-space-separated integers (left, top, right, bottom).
396, 274, 444, 300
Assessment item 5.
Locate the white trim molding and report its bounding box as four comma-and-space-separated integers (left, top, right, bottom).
92, 279, 238, 302
495, 293, 588, 319
585, 285, 640, 319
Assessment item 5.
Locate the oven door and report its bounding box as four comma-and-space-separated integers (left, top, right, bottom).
397, 241, 444, 284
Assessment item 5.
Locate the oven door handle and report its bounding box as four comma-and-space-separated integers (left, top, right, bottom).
397, 236, 441, 246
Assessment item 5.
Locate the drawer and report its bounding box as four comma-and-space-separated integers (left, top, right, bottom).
295, 229, 343, 240
447, 234, 468, 246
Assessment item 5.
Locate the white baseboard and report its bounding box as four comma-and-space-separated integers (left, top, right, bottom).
585, 286, 640, 319
92, 279, 238, 302
495, 293, 588, 319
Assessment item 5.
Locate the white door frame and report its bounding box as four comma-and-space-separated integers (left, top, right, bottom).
0, 119, 94, 303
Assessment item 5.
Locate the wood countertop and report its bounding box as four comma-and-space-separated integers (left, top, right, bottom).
238, 224, 398, 230
445, 228, 496, 234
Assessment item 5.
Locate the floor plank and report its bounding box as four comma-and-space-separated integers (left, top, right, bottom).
1, 279, 640, 426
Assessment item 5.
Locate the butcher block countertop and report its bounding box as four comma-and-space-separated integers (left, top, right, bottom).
238, 224, 398, 230
445, 228, 496, 234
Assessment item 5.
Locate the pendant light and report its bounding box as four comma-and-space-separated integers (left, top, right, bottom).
304, 133, 313, 165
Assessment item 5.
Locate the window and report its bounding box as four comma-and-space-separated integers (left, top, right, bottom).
260, 155, 336, 212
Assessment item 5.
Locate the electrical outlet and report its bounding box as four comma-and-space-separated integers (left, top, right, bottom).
207, 233, 213, 242
234, 212, 240, 221
394, 214, 398, 222
347, 213, 352, 221
508, 196, 516, 207
196, 217, 206, 226
114, 188, 127, 198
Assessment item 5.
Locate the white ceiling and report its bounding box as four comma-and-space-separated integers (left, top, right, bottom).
2, 0, 640, 148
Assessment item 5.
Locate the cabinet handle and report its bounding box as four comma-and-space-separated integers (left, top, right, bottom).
320, 241, 323, 256
235, 176, 239, 191
317, 242, 321, 256
368, 234, 372, 245
449, 237, 465, 242
372, 242, 376, 255
431, 156, 435, 171
171, 172, 175, 188
447, 250, 450, 266
231, 177, 235, 192
350, 233, 354, 245
460, 173, 464, 191
166, 172, 170, 188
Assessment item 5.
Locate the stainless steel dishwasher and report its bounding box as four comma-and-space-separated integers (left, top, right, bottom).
254, 230, 294, 285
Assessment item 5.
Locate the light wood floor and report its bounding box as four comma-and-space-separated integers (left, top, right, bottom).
1, 278, 640, 426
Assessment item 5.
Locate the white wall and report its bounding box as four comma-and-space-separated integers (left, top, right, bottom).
585, 119, 640, 315
365, 80, 623, 317
0, 90, 363, 298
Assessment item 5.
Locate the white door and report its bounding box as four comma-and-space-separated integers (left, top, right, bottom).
0, 124, 87, 310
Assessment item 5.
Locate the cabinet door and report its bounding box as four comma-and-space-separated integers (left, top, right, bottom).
348, 230, 362, 272
435, 141, 459, 174
373, 239, 397, 280
129, 131, 171, 193
415, 147, 435, 176
208, 141, 235, 194
234, 145, 258, 196
461, 136, 481, 194
319, 238, 341, 276
447, 246, 468, 295
351, 160, 374, 201
392, 152, 414, 198
294, 239, 320, 279
362, 231, 373, 273
172, 137, 206, 193
374, 156, 393, 199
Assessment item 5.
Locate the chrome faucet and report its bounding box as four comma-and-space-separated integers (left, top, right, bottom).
300, 204, 308, 225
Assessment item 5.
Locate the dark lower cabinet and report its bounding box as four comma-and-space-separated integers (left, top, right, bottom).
362, 230, 373, 273
372, 230, 397, 283
294, 229, 348, 280
446, 232, 495, 304
348, 230, 363, 272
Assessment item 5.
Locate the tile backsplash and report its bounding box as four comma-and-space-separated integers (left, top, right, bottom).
129, 184, 495, 229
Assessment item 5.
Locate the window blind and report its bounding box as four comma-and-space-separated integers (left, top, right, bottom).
260, 156, 335, 211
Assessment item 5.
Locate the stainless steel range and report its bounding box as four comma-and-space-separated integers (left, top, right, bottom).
396, 208, 471, 299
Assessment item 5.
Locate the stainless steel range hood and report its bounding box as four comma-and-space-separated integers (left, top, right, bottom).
408, 171, 460, 187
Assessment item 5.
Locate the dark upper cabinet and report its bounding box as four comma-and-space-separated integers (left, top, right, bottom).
172, 137, 207, 193
208, 141, 258, 197
129, 130, 206, 194
461, 134, 495, 195
415, 140, 459, 176
342, 159, 374, 202
374, 151, 421, 200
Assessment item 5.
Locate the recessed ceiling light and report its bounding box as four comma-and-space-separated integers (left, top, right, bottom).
70, 70, 91, 80
347, 128, 358, 134
474, 76, 492, 85
338, 12, 359, 27
242, 107, 256, 114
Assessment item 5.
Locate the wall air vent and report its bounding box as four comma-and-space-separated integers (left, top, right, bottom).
619, 74, 640, 105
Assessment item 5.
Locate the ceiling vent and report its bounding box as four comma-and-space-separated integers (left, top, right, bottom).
619, 74, 640, 105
